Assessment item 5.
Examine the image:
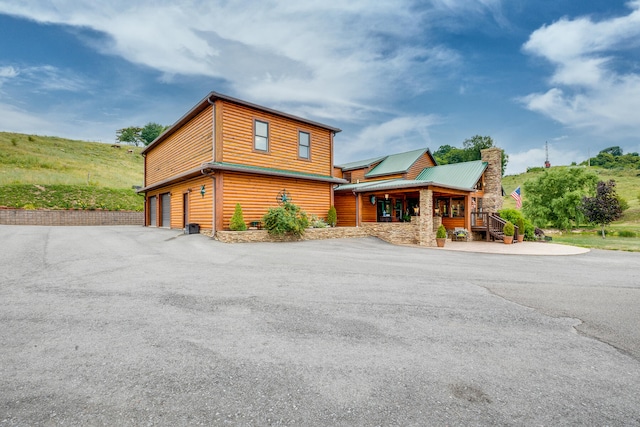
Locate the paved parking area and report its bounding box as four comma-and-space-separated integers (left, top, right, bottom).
1, 225, 639, 426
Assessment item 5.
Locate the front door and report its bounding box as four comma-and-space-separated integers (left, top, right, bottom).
183, 192, 189, 228
160, 193, 171, 228
377, 199, 392, 221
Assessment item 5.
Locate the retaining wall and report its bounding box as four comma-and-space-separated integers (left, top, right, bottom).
0, 209, 144, 226
215, 221, 437, 246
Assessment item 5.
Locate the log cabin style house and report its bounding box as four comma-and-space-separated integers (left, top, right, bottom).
139, 92, 345, 232
140, 91, 505, 246
332, 147, 505, 245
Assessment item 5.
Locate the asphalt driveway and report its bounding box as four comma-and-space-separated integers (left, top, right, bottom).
1, 225, 639, 426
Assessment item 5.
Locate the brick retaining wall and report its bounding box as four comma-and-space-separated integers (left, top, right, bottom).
0, 209, 144, 226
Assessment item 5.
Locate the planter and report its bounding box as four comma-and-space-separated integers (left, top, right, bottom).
517, 234, 524, 243
503, 236, 514, 244
436, 237, 446, 247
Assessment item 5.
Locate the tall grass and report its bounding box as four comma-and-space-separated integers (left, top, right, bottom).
0, 132, 143, 188
0, 132, 145, 210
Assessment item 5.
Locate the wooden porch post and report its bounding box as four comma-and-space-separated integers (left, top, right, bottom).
465, 195, 472, 232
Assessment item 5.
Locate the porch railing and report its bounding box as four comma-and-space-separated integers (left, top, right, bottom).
471, 212, 520, 242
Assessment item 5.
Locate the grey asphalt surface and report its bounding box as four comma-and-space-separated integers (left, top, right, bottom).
1, 225, 639, 426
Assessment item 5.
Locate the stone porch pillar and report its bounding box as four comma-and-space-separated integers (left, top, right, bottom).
418, 188, 434, 246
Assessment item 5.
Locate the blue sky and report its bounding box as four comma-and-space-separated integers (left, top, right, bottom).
1, 1, 639, 175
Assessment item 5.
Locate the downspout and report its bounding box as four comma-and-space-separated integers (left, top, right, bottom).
142, 153, 148, 226
207, 96, 216, 162
200, 166, 216, 236
353, 190, 359, 227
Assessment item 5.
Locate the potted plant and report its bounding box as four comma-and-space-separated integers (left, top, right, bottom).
503, 221, 514, 244
516, 217, 525, 243
436, 224, 447, 247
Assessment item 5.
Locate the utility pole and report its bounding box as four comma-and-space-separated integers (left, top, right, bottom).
544, 141, 550, 168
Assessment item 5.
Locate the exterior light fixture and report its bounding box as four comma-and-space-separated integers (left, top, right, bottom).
200, 185, 206, 197
385, 193, 389, 200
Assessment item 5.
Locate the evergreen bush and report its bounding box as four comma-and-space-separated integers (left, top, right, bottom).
262, 202, 309, 237
503, 221, 515, 236
229, 203, 247, 231
327, 206, 337, 227
436, 224, 447, 239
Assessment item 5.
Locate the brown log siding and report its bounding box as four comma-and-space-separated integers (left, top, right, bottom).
221, 172, 332, 230
145, 175, 214, 230
406, 153, 436, 179
219, 101, 333, 176
145, 106, 213, 186
333, 193, 357, 226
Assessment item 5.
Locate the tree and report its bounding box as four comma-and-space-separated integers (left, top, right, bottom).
600, 146, 623, 157
116, 126, 143, 146
434, 135, 509, 175
433, 144, 466, 165
580, 180, 623, 238
140, 122, 166, 146
522, 168, 598, 231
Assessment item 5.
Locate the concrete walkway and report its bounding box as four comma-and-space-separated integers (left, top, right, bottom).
434, 239, 590, 255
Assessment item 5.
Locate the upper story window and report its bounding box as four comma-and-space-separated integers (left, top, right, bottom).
254, 120, 269, 151
298, 131, 310, 159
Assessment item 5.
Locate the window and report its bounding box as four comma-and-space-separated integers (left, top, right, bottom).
254, 120, 269, 151
298, 131, 310, 159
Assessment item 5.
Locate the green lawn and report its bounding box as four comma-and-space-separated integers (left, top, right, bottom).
502, 165, 640, 251
0, 132, 144, 211
551, 232, 640, 252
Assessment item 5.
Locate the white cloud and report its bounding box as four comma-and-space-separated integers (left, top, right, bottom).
506, 144, 583, 175
0, 65, 19, 79
0, 0, 466, 124
0, 64, 88, 92
521, 2, 640, 137
336, 115, 440, 162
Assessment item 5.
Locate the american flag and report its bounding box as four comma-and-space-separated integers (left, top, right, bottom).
510, 186, 522, 209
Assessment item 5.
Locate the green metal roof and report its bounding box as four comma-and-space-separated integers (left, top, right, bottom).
365, 148, 428, 178
333, 179, 401, 192
203, 162, 347, 184
416, 160, 487, 189
336, 155, 386, 171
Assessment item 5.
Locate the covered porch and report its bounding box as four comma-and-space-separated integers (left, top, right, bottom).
333, 181, 485, 246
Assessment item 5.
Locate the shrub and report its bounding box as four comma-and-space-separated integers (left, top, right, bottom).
327, 206, 337, 227
229, 203, 247, 231
499, 208, 535, 240
310, 215, 328, 228
262, 202, 309, 237
517, 217, 525, 235
503, 221, 515, 237
618, 230, 636, 238
436, 224, 447, 239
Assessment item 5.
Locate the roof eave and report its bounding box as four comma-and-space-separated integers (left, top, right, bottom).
142, 91, 342, 155
202, 162, 348, 184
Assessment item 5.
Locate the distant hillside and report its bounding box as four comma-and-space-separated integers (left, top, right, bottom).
502, 166, 640, 224
0, 132, 143, 187
0, 132, 144, 210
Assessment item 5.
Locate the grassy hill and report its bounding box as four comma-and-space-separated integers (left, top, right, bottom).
502, 166, 640, 251
0, 132, 144, 210
502, 166, 640, 224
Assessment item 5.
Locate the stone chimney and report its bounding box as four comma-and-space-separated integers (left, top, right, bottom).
480, 147, 503, 213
